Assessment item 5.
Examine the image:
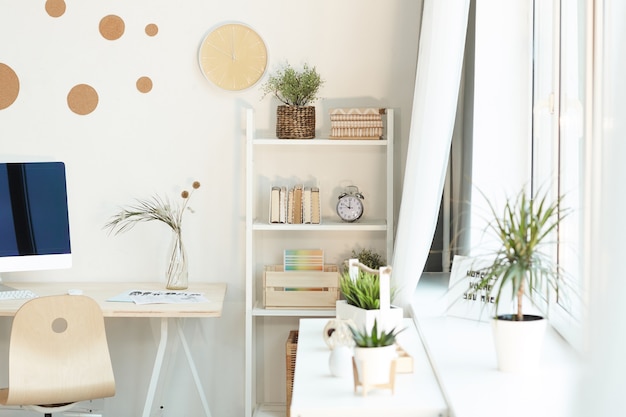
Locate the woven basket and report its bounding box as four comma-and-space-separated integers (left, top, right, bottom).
276, 105, 315, 139
285, 330, 299, 417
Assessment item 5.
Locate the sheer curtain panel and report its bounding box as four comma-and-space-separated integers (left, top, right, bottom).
392, 0, 470, 309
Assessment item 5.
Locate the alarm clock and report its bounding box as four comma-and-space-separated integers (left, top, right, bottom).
336, 186, 364, 222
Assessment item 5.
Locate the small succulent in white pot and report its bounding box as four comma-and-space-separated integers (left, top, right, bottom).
349, 319, 404, 393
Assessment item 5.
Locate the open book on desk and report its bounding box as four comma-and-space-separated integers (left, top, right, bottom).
108, 290, 208, 305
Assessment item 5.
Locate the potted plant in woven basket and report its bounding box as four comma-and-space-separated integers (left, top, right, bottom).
472, 187, 569, 372
261, 62, 323, 139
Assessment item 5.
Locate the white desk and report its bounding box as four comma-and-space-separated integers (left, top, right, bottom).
290, 318, 448, 417
1, 281, 227, 417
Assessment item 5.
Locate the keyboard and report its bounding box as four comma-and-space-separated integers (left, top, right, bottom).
0, 289, 37, 300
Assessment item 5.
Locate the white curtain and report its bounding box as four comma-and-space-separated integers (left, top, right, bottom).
392, 0, 470, 309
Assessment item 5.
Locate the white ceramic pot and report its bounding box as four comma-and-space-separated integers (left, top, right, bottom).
353, 344, 397, 385
491, 314, 547, 372
335, 300, 404, 334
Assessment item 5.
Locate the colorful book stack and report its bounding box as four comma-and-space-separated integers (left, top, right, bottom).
270, 184, 320, 224
329, 108, 385, 140
284, 249, 324, 271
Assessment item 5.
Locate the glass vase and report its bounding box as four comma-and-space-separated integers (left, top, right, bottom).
166, 229, 188, 290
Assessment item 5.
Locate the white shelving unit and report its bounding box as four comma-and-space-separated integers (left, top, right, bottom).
244, 108, 394, 417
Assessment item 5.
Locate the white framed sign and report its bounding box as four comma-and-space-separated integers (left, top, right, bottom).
446, 255, 497, 322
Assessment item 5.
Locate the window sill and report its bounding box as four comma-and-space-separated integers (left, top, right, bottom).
411, 273, 581, 417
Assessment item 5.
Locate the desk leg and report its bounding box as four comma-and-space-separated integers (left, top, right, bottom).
140, 318, 212, 417
175, 319, 212, 417
142, 317, 169, 417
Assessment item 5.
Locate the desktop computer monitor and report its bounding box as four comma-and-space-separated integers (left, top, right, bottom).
0, 162, 72, 276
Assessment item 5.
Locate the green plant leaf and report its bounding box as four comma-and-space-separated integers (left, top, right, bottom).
260, 62, 323, 106
471, 187, 570, 320
349, 319, 404, 348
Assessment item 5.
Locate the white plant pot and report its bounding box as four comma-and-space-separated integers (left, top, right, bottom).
491, 314, 547, 372
335, 300, 404, 333
353, 345, 397, 385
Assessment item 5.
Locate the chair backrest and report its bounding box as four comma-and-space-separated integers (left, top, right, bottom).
2, 294, 115, 406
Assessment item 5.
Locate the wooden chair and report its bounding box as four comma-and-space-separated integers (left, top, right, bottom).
0, 295, 116, 416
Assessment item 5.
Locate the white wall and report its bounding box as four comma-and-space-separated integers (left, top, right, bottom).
0, 1, 422, 416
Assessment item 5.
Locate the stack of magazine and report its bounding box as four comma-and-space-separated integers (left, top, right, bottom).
329, 108, 385, 139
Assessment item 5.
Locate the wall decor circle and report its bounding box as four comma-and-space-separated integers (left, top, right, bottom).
198, 23, 267, 91
45, 0, 66, 18
67, 84, 99, 115
99, 15, 125, 40
145, 23, 158, 37
136, 76, 153, 93
0, 63, 19, 110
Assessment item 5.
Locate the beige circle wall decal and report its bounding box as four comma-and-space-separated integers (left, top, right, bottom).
67, 84, 99, 115
45, 0, 66, 18
136, 76, 153, 93
145, 24, 158, 37
99, 15, 125, 40
0, 63, 20, 110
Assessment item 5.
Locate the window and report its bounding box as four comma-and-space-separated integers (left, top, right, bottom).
532, 0, 589, 349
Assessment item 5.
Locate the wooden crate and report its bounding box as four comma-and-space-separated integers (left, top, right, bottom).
263, 265, 340, 309
285, 330, 299, 417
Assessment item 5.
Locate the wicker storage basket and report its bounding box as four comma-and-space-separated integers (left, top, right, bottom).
277, 105, 315, 139
286, 330, 299, 417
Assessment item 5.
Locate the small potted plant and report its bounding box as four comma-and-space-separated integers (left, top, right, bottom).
261, 62, 323, 139
336, 259, 403, 333
349, 248, 386, 270
472, 187, 569, 372
350, 319, 403, 394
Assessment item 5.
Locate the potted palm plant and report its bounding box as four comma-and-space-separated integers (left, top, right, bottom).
349, 319, 403, 395
473, 187, 569, 372
261, 62, 323, 139
336, 259, 403, 333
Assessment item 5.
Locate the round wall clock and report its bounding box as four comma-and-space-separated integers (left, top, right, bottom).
198, 23, 268, 91
336, 186, 365, 222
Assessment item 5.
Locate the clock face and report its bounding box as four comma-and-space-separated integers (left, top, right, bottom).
199, 23, 267, 91
336, 195, 364, 222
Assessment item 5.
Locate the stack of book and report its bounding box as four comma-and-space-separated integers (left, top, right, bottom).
284, 249, 324, 271
270, 184, 321, 224
329, 108, 385, 140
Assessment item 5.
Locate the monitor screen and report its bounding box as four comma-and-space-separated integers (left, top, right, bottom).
0, 162, 72, 274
